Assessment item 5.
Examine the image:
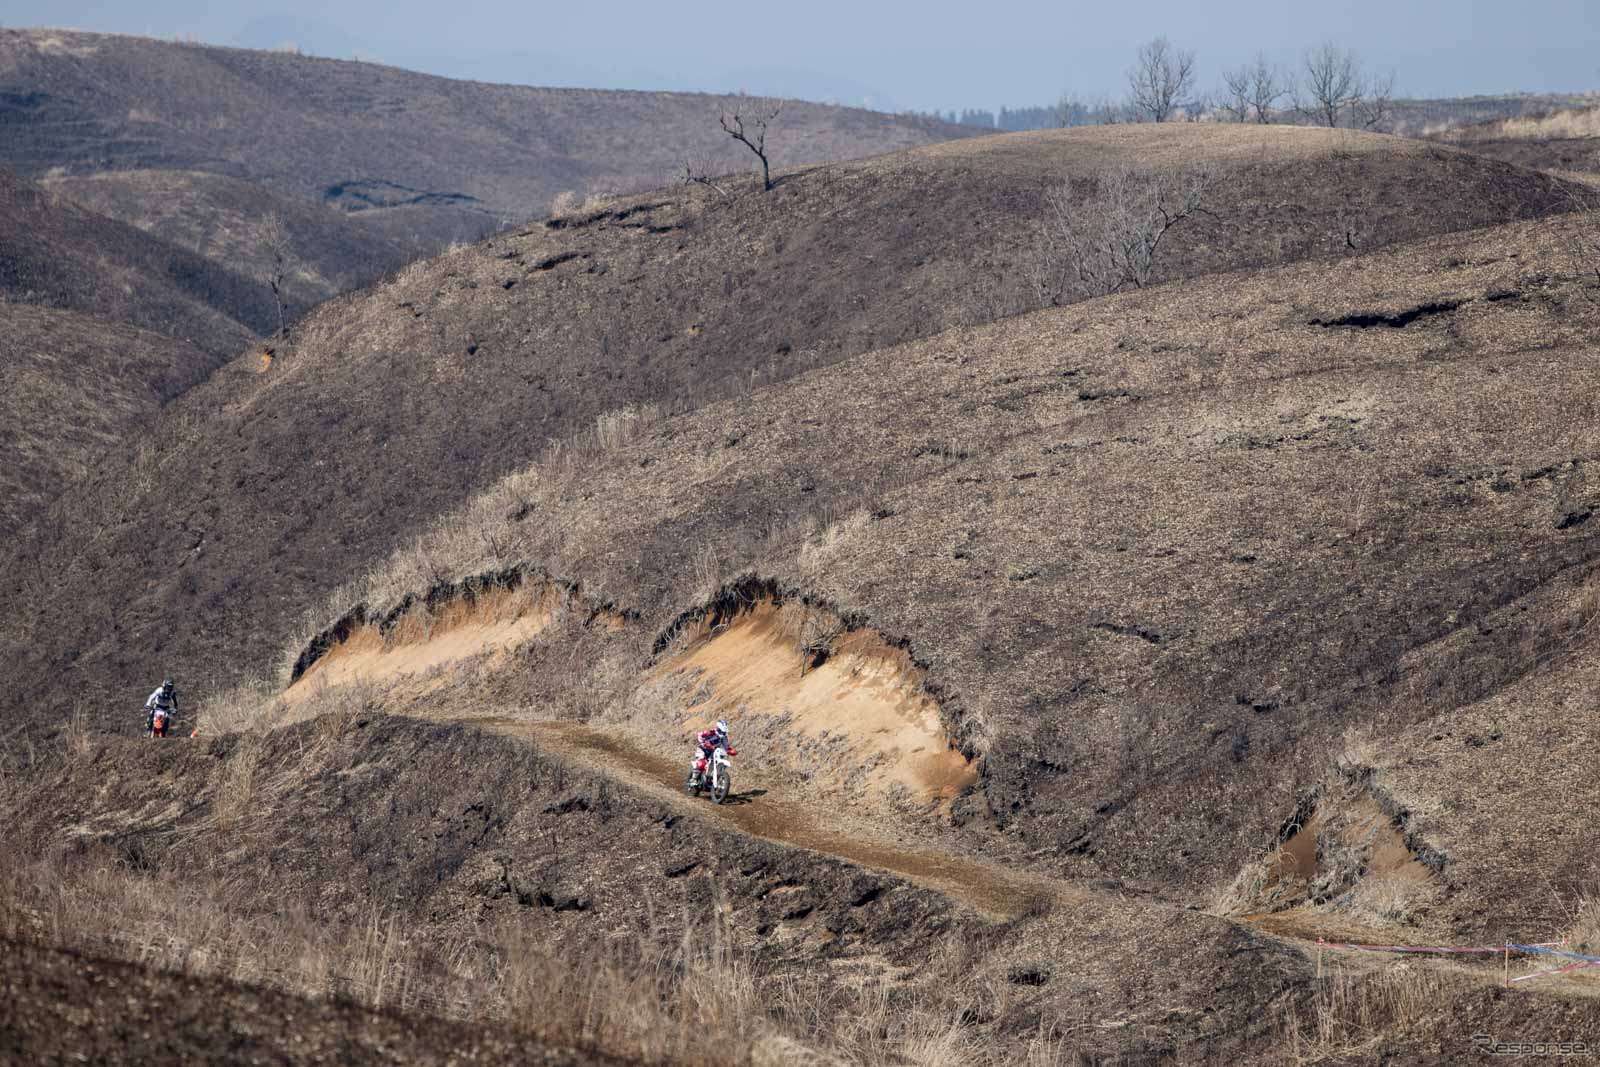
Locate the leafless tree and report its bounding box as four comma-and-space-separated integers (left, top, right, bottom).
1222, 53, 1291, 124
1032, 166, 1215, 305
719, 98, 783, 191
251, 213, 294, 341
1127, 37, 1198, 123
1299, 43, 1394, 130
1353, 69, 1397, 131
1217, 70, 1252, 123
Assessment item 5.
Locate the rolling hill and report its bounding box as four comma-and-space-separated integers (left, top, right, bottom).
42, 167, 418, 314
0, 28, 977, 235
0, 124, 1581, 732
5, 120, 1600, 1063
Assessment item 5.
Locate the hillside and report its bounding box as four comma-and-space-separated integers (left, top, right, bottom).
0, 28, 976, 235
0, 939, 614, 1066
43, 168, 417, 313
0, 300, 213, 538
0, 125, 1581, 742
0, 166, 266, 355
261, 206, 1600, 918
1434, 108, 1600, 185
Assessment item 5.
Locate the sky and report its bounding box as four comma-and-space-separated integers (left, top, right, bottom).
3, 0, 1596, 112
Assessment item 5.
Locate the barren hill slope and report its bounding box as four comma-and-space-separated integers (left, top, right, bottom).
0, 28, 975, 234
0, 300, 213, 538
0, 167, 266, 354
0, 125, 1582, 736
44, 168, 417, 314
273, 208, 1600, 931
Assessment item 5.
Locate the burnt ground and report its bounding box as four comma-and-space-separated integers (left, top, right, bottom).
268, 207, 1600, 929
45, 168, 418, 318
0, 166, 265, 354
0, 938, 618, 1066
4, 712, 1598, 1063
0, 124, 1582, 744
0, 302, 214, 538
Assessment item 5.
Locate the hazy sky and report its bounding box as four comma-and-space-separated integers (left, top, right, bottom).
4, 0, 1596, 111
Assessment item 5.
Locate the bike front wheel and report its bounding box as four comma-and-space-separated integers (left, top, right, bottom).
711, 769, 731, 804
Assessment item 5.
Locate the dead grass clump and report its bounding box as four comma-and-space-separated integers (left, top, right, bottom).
1487, 108, 1600, 142
1214, 854, 1277, 916
1565, 891, 1600, 955
1344, 874, 1438, 926
212, 736, 268, 832
197, 674, 279, 735
549, 190, 580, 217
1277, 965, 1461, 1064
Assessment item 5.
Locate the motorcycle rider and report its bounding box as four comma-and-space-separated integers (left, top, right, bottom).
144, 678, 178, 738
687, 719, 735, 788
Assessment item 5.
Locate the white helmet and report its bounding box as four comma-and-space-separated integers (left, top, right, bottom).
715, 719, 729, 735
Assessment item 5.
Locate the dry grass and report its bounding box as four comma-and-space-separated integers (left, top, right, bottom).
0, 832, 1086, 1065
1469, 108, 1600, 142
1277, 965, 1461, 1064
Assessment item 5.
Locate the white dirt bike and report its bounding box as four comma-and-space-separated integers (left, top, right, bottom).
685, 745, 734, 805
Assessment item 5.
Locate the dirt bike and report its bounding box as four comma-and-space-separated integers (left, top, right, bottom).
685, 745, 734, 805
147, 708, 171, 738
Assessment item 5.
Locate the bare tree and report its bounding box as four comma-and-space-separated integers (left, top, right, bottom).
1353, 69, 1397, 130
1299, 43, 1393, 129
1223, 53, 1290, 124
1218, 68, 1253, 123
1127, 37, 1198, 123
1032, 166, 1215, 305
719, 98, 783, 191
1300, 43, 1359, 127
251, 213, 294, 341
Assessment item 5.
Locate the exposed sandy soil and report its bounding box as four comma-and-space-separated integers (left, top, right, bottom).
656, 599, 977, 807
286, 583, 564, 703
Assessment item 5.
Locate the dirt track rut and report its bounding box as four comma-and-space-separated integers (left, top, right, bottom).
465, 717, 1068, 920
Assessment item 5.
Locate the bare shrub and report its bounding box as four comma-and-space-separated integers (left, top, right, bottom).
1032, 166, 1215, 304
549, 189, 580, 217
682, 157, 733, 201
1127, 36, 1197, 123
719, 98, 783, 191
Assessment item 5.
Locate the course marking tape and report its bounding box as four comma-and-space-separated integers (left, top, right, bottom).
1316, 938, 1567, 956
1512, 959, 1600, 984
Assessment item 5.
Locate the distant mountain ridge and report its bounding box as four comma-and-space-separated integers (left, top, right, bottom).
0, 28, 976, 238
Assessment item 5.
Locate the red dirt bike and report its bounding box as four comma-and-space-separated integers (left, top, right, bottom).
147, 707, 171, 738
684, 745, 735, 804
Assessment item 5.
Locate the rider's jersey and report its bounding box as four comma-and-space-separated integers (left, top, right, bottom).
695, 728, 727, 752
145, 686, 177, 713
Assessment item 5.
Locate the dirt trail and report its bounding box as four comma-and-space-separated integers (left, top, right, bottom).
462, 716, 1068, 921
449, 716, 1580, 994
